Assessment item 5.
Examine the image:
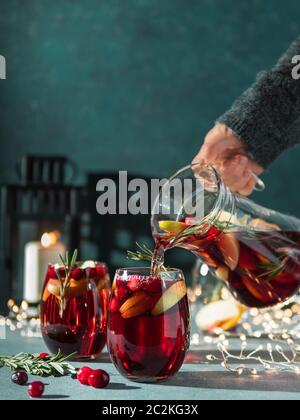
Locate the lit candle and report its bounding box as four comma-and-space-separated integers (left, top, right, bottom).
23, 232, 65, 303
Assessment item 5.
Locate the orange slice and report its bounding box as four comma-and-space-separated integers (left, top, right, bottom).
242, 276, 273, 303
158, 221, 186, 234
215, 266, 229, 282
42, 288, 51, 302
151, 280, 187, 316
119, 291, 153, 319
217, 233, 240, 271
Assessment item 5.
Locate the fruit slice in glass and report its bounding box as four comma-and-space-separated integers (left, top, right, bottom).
107, 268, 190, 383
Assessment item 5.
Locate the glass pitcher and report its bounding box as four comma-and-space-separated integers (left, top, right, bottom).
151, 164, 300, 308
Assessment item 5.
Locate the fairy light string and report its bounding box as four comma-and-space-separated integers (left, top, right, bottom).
206, 331, 300, 375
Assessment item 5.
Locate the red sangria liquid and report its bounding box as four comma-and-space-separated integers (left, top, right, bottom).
40, 261, 110, 358
107, 269, 190, 382
155, 219, 300, 308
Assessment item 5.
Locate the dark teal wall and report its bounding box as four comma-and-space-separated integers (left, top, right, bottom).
0, 0, 300, 215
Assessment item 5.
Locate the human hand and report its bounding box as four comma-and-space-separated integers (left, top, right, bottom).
192, 123, 264, 196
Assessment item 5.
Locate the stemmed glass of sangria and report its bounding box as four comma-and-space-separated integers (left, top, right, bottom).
40, 251, 110, 359
107, 268, 190, 383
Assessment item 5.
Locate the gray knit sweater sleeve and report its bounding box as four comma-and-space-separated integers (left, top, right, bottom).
218, 37, 300, 168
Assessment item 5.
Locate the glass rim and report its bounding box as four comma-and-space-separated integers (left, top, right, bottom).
47, 261, 107, 267
115, 267, 184, 275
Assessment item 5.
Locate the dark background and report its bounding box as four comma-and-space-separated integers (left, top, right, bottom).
0, 1, 300, 302
0, 0, 300, 213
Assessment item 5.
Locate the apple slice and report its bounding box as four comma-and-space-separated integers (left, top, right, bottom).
250, 218, 280, 231
81, 260, 96, 269
196, 300, 244, 332
47, 279, 61, 297
158, 221, 186, 234
120, 291, 153, 319
217, 233, 240, 271
215, 266, 229, 282
219, 306, 246, 331
47, 278, 89, 299
151, 280, 187, 316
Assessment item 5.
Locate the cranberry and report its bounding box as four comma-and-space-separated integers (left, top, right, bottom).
206, 226, 221, 241
86, 267, 97, 278
28, 381, 45, 398
127, 276, 144, 292
88, 369, 110, 389
115, 278, 124, 288
115, 284, 129, 301
50, 266, 66, 279
96, 265, 108, 278
71, 267, 84, 281
47, 267, 57, 279
77, 366, 93, 385
37, 352, 49, 360
185, 217, 197, 226
144, 277, 161, 293
11, 371, 28, 385
110, 297, 121, 313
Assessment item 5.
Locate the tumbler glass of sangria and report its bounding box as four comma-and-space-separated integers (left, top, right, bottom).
40, 255, 110, 359
151, 164, 300, 309
107, 268, 190, 383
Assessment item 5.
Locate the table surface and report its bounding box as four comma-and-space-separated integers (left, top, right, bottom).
1, 331, 300, 400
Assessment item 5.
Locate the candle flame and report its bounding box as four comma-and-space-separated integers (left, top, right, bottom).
41, 231, 59, 248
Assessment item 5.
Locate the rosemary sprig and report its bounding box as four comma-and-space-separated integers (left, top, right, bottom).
258, 260, 286, 280
0, 351, 77, 377
127, 243, 153, 263
127, 243, 168, 271
55, 249, 78, 317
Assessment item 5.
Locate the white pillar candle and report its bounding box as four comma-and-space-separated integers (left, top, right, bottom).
24, 239, 65, 303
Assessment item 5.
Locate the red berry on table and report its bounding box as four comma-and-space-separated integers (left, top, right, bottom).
96, 265, 108, 278
77, 366, 93, 385
71, 267, 84, 281
28, 381, 45, 398
37, 352, 49, 360
11, 371, 28, 385
88, 369, 110, 389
